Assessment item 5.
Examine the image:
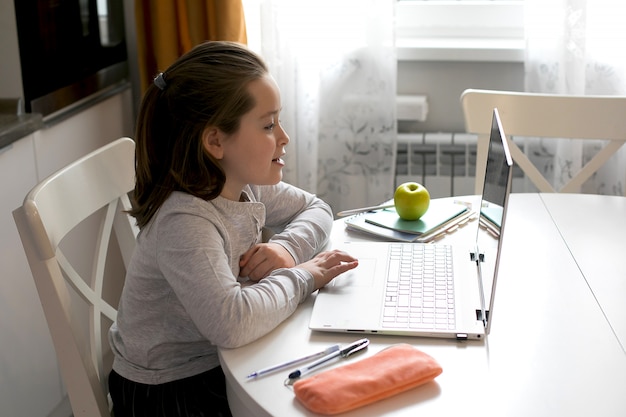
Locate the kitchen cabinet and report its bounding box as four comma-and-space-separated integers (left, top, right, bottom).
0, 134, 63, 417
34, 88, 134, 178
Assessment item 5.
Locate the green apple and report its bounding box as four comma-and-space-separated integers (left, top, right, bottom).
393, 182, 430, 220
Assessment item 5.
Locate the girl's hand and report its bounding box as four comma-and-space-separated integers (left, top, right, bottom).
239, 243, 296, 281
297, 250, 359, 290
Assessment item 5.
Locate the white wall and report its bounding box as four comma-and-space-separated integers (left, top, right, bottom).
397, 60, 525, 133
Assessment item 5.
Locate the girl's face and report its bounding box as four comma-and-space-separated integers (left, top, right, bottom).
204, 75, 290, 201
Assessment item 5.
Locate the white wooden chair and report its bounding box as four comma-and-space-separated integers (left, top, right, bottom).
13, 137, 138, 417
461, 89, 626, 195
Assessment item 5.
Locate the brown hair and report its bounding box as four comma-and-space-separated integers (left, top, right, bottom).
130, 41, 268, 229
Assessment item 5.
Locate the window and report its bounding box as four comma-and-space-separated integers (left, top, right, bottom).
396, 0, 525, 62
243, 1, 525, 62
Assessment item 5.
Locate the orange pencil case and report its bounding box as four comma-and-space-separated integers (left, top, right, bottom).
292, 343, 442, 415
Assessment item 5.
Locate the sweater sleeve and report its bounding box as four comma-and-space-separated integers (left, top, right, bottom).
155, 205, 316, 349
251, 183, 334, 264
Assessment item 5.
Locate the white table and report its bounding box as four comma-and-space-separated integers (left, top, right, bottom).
219, 194, 626, 417
539, 193, 626, 351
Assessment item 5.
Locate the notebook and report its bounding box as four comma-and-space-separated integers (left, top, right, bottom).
343, 199, 473, 243
309, 108, 513, 340
365, 203, 468, 235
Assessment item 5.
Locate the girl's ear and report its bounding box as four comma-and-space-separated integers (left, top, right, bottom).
202, 127, 224, 160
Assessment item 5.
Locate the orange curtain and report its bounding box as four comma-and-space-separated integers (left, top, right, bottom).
135, 0, 247, 93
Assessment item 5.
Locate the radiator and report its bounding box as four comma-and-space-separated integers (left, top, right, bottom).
395, 132, 478, 198
395, 132, 527, 197
394, 93, 527, 197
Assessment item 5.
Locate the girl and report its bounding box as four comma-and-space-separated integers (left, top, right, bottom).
108, 41, 358, 417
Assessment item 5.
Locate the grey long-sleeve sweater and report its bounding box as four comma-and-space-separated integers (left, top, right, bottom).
109, 182, 332, 385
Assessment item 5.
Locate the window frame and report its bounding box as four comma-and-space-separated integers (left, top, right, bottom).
395, 0, 525, 62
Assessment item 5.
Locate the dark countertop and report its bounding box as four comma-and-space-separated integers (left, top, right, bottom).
0, 98, 44, 149
0, 82, 132, 150
0, 113, 44, 149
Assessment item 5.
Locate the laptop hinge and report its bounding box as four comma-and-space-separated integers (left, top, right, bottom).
469, 251, 484, 263
471, 247, 488, 328
475, 309, 490, 322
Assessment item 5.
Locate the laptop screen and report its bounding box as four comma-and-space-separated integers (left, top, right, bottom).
476, 108, 513, 334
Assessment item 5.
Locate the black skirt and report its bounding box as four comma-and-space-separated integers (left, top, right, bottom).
109, 366, 232, 417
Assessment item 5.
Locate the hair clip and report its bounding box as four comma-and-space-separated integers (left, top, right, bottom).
154, 72, 167, 90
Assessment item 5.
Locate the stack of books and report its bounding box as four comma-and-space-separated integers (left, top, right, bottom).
343, 199, 475, 243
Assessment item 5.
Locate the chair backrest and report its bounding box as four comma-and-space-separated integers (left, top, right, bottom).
461, 89, 626, 195
13, 137, 138, 417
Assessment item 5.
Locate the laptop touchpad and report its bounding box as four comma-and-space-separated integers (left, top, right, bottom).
330, 258, 377, 288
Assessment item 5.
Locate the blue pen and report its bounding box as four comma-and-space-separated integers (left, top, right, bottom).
247, 344, 341, 378
287, 338, 370, 379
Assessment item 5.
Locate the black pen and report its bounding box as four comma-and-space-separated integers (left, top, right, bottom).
287, 338, 370, 379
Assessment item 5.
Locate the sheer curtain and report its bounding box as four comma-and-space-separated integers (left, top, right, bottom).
247, 0, 397, 214
524, 0, 626, 195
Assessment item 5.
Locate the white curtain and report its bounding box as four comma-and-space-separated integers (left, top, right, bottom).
253, 0, 397, 214
524, 0, 626, 195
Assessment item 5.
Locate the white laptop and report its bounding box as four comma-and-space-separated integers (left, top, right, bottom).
309, 108, 513, 340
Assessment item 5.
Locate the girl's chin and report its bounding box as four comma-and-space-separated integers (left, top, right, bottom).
254, 173, 283, 186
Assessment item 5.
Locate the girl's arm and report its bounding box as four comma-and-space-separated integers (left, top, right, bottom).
155, 205, 354, 348
252, 182, 334, 265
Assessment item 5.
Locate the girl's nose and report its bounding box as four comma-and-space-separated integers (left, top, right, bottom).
277, 123, 290, 145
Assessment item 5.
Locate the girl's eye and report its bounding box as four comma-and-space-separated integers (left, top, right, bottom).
265, 123, 275, 131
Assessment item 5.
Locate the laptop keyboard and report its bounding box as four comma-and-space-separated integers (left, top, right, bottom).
382, 243, 456, 330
